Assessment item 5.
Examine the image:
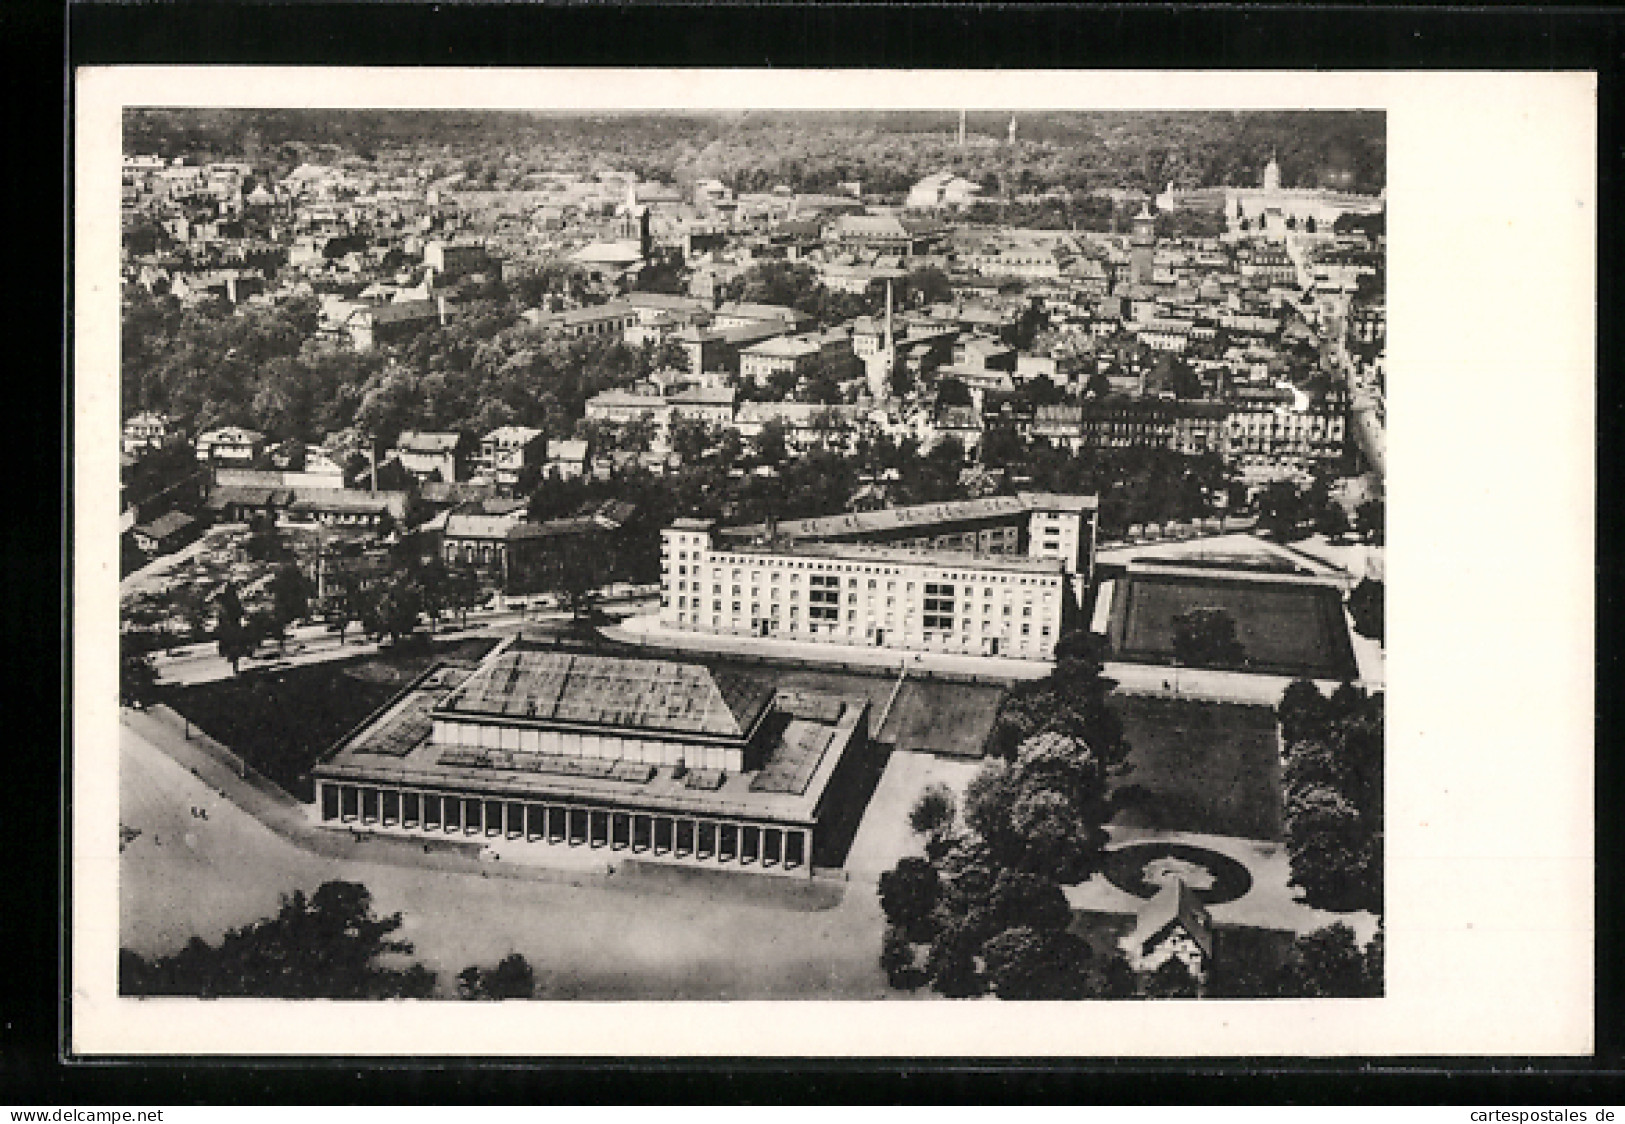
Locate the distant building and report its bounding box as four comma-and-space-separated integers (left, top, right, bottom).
195, 426, 265, 465
130, 510, 199, 556
423, 239, 494, 283
122, 412, 178, 456
395, 430, 473, 485
478, 426, 547, 492
524, 300, 638, 342
543, 438, 590, 482
906, 172, 984, 211
286, 489, 410, 530
346, 297, 447, 352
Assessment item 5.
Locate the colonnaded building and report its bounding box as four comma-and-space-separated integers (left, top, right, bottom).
658, 493, 1099, 661
312, 638, 873, 876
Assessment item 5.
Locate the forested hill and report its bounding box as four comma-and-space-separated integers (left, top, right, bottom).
124, 109, 1384, 196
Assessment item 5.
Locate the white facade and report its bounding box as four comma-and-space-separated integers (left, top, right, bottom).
659, 526, 1069, 661
432, 715, 743, 773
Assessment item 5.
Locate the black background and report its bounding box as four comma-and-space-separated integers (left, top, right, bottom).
25, 0, 1625, 1104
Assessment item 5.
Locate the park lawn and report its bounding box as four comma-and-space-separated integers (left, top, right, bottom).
880, 678, 1007, 757
700, 658, 1006, 757
160, 636, 500, 801
1110, 572, 1357, 679
1109, 694, 1283, 841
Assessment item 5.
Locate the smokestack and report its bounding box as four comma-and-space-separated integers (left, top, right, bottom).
958, 109, 966, 147
369, 440, 378, 494
437, 292, 447, 326
884, 278, 894, 353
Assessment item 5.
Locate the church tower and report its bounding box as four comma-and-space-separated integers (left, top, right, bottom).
1130, 202, 1156, 287
1263, 152, 1282, 193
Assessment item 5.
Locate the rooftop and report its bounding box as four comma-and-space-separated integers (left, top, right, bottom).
439, 650, 776, 742
720, 537, 1070, 575
719, 492, 1098, 543
317, 647, 869, 822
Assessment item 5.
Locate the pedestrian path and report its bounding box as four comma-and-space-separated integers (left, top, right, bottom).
1065, 824, 1381, 943
118, 705, 849, 904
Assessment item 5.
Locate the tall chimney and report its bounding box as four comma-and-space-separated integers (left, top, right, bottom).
884, 278, 895, 351
368, 440, 378, 494
958, 109, 966, 147
437, 292, 447, 326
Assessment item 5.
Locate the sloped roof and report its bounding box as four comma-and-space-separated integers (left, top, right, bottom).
134, 511, 196, 540
444, 512, 522, 540
1126, 878, 1214, 960
441, 651, 774, 741
397, 430, 463, 454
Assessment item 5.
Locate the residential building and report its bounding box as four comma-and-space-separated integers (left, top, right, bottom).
395, 430, 473, 484
346, 297, 446, 352
1122, 878, 1214, 984
716, 491, 1099, 578
478, 426, 547, 492
543, 438, 590, 482
130, 510, 199, 556
122, 412, 179, 456
195, 426, 265, 465
524, 300, 638, 342
710, 302, 813, 333
660, 519, 1072, 661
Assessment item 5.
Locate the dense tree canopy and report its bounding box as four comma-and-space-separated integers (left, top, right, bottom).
1277, 680, 1383, 912
120, 881, 435, 998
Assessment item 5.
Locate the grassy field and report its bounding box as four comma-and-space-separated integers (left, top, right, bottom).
160, 636, 500, 801
700, 659, 1005, 757
880, 678, 1006, 757
1109, 695, 1283, 841
1110, 572, 1357, 679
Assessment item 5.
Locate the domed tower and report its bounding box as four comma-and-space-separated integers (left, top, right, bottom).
1130, 202, 1156, 287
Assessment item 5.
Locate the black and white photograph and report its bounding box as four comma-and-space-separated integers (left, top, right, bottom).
71, 67, 1592, 1058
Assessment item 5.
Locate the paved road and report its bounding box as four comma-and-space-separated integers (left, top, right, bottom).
119, 714, 895, 1000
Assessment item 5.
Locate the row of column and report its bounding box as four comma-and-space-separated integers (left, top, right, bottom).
316, 782, 808, 871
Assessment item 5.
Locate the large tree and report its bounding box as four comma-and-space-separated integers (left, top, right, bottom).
878, 856, 941, 944
457, 953, 536, 1000
119, 881, 435, 999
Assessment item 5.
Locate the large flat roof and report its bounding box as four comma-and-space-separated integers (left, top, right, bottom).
440, 650, 775, 742
315, 654, 869, 824
716, 537, 1068, 575
719, 492, 1097, 543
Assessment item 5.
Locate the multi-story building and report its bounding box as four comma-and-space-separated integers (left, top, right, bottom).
524, 300, 638, 342
195, 426, 266, 465
122, 412, 179, 456
478, 426, 547, 492
659, 519, 1073, 661
718, 493, 1099, 579
393, 430, 472, 484
1225, 398, 1348, 465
